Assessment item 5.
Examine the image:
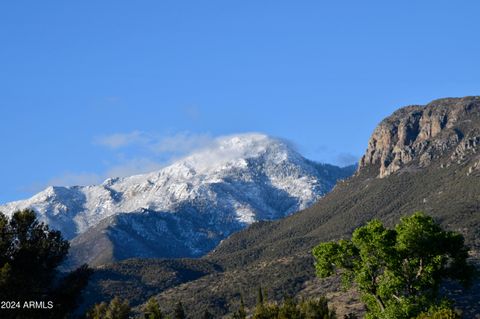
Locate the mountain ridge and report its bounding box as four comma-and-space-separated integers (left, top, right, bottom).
0, 133, 355, 267
82, 96, 480, 318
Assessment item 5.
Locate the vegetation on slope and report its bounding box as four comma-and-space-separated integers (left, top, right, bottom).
87, 291, 337, 319
86, 162, 480, 317
313, 212, 473, 319
41, 98, 480, 317
0, 209, 92, 319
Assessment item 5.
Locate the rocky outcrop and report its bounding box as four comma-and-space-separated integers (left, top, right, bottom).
359, 96, 480, 177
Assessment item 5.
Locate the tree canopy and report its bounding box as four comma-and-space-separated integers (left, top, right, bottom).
144, 297, 164, 319
0, 209, 92, 318
248, 288, 336, 319
87, 296, 131, 319
312, 212, 474, 319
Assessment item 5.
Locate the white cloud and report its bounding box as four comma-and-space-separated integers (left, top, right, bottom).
90, 131, 217, 179
95, 130, 215, 155
19, 131, 266, 193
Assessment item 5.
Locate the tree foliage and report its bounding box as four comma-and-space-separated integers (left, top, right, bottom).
144, 297, 164, 319
0, 209, 92, 318
312, 212, 474, 319
247, 291, 335, 319
298, 298, 336, 319
87, 296, 130, 319
88, 302, 108, 319
415, 303, 461, 319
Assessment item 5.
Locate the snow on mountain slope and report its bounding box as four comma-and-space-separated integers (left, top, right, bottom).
0, 133, 355, 266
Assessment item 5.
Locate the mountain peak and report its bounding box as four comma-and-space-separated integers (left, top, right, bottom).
359, 96, 480, 177
174, 133, 295, 172
0, 133, 355, 266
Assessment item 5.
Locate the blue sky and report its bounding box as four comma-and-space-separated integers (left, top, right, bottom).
1, 1, 479, 203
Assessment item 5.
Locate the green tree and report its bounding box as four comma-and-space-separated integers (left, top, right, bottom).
232, 293, 336, 319
0, 209, 92, 318
252, 302, 279, 319
415, 306, 461, 319
51, 263, 93, 317
299, 297, 336, 319
87, 296, 130, 319
87, 302, 108, 319
257, 286, 265, 306
251, 287, 278, 319
312, 212, 474, 319
105, 296, 130, 319
278, 297, 302, 319
144, 297, 164, 319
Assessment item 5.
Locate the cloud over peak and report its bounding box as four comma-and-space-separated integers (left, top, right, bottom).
94, 131, 214, 155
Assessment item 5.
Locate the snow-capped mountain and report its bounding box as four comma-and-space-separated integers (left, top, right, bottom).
0, 133, 355, 267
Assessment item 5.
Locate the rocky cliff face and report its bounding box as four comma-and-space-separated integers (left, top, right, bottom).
359, 96, 480, 177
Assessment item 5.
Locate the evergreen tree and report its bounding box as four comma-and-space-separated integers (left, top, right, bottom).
278, 297, 302, 319
257, 286, 265, 306
231, 293, 336, 319
105, 296, 130, 319
87, 296, 130, 319
0, 209, 92, 318
299, 297, 336, 319
252, 302, 279, 319
145, 297, 164, 319
51, 264, 93, 318
252, 288, 279, 319
87, 302, 108, 319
